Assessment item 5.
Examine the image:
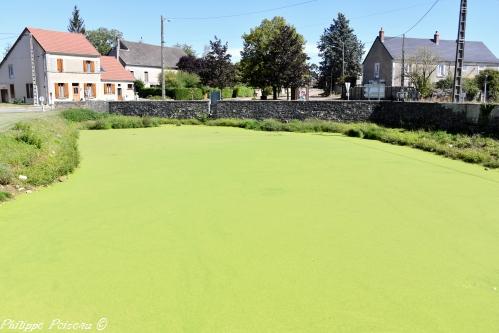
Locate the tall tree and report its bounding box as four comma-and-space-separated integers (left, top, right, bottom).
85, 28, 123, 55
240, 17, 308, 100
317, 13, 364, 95
68, 5, 86, 34
176, 55, 205, 75
200, 37, 235, 89
174, 43, 196, 57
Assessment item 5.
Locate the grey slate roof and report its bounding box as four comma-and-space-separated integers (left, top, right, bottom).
382, 37, 499, 64
109, 40, 187, 68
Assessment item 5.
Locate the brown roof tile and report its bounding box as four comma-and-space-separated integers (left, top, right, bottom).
28, 27, 100, 56
100, 56, 135, 82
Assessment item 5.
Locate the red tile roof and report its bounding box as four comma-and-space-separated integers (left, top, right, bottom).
27, 27, 100, 56
100, 56, 135, 82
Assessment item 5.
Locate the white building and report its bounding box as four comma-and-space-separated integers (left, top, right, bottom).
109, 40, 186, 87
0, 27, 134, 104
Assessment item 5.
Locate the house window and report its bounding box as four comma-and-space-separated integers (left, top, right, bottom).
127, 84, 133, 90
84, 61, 95, 73
85, 84, 95, 98
104, 83, 114, 94
437, 64, 446, 77
57, 59, 64, 72
144, 71, 149, 83
8, 65, 14, 79
9, 84, 15, 99
26, 84, 33, 99
374, 63, 380, 79
130, 70, 134, 75
58, 83, 65, 98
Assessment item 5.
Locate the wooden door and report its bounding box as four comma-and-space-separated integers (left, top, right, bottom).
73, 85, 80, 101
117, 87, 123, 101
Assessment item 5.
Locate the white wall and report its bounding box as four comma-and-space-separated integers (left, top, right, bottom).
125, 65, 178, 87
101, 81, 135, 101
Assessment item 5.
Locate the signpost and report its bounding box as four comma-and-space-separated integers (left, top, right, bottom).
345, 82, 351, 100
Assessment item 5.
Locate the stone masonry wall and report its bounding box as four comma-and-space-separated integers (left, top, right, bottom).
108, 101, 209, 119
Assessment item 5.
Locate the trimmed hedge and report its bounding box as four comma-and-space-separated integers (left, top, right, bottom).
174, 88, 204, 100
233, 86, 254, 98
222, 88, 233, 99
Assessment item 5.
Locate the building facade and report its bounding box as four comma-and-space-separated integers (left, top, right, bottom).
0, 27, 134, 104
108, 40, 186, 87
363, 28, 499, 87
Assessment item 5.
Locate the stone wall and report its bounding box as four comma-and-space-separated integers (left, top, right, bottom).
54, 101, 109, 113
212, 100, 380, 121
108, 101, 209, 119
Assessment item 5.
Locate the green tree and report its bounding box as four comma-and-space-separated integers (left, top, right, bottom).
68, 5, 86, 34
240, 17, 308, 99
405, 47, 439, 99
200, 37, 235, 89
174, 43, 196, 57
317, 13, 364, 95
85, 28, 123, 55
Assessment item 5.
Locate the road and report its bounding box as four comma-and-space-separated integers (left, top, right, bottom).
0, 104, 54, 132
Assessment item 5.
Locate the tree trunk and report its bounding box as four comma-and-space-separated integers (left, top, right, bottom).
272, 87, 278, 100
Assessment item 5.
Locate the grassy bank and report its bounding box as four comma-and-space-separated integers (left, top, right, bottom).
0, 115, 79, 200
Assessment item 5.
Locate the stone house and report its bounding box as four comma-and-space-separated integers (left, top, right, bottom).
0, 27, 134, 104
108, 40, 186, 87
363, 28, 499, 87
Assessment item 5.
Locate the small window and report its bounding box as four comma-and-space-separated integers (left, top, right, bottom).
8, 65, 14, 79
105, 83, 113, 94
437, 64, 446, 77
26, 84, 33, 99
10, 84, 15, 98
127, 84, 133, 90
144, 71, 149, 83
85, 84, 94, 98
374, 63, 380, 79
58, 83, 65, 98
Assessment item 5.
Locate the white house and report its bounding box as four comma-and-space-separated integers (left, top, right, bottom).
0, 27, 134, 104
108, 40, 186, 87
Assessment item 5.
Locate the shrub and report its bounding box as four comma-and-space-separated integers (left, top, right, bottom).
233, 86, 254, 98
222, 88, 233, 99
345, 128, 364, 138
174, 88, 204, 100
13, 123, 43, 149
163, 71, 201, 89
463, 78, 480, 101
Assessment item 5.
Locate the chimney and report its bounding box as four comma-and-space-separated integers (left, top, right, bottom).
116, 38, 120, 60
379, 27, 385, 43
434, 31, 440, 45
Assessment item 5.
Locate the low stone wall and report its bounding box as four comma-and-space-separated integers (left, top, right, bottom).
54, 101, 109, 113
109, 101, 210, 119
212, 100, 380, 121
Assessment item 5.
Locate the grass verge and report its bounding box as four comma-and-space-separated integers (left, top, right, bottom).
0, 115, 79, 193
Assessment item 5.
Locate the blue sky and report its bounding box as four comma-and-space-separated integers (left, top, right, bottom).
1, 0, 498, 64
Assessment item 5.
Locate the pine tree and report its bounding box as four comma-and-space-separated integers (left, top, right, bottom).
68, 5, 86, 34
317, 13, 364, 95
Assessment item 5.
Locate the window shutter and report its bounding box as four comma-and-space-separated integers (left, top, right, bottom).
64, 83, 69, 98
83, 61, 86, 72
57, 59, 63, 72
54, 83, 59, 99
104, 84, 107, 94
90, 62, 95, 73
92, 84, 96, 97
112, 84, 116, 94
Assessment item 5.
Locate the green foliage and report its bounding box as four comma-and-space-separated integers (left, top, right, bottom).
174, 43, 197, 57
222, 88, 233, 99
0, 191, 12, 202
85, 27, 123, 55
174, 88, 204, 100
233, 86, 254, 98
435, 75, 454, 90
0, 117, 79, 186
134, 80, 145, 91
61, 108, 106, 122
163, 71, 201, 88
67, 5, 86, 34
317, 13, 365, 94
463, 78, 480, 101
241, 17, 308, 98
475, 69, 499, 102
200, 37, 236, 89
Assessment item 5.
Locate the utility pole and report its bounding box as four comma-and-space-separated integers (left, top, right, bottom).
452, 0, 468, 103
342, 41, 345, 78
161, 15, 166, 100
401, 34, 406, 88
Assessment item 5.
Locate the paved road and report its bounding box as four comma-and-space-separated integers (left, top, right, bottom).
0, 105, 54, 132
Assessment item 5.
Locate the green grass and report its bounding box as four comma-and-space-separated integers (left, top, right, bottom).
0, 126, 498, 332
0, 191, 11, 202
0, 115, 79, 186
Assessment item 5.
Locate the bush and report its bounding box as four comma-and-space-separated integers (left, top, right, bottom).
222, 88, 233, 99
0, 163, 13, 185
233, 86, 254, 98
138, 87, 162, 98
345, 128, 364, 138
13, 123, 43, 149
174, 88, 204, 100
463, 78, 480, 101
163, 71, 201, 89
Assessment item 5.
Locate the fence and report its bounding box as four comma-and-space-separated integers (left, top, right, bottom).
349, 85, 418, 101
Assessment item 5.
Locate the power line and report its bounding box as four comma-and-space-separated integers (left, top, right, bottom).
168, 0, 318, 20
386, 0, 441, 40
